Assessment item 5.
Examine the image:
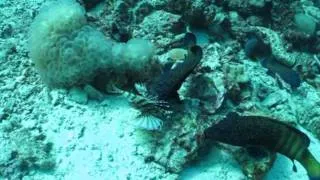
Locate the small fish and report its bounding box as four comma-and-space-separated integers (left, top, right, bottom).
167, 32, 197, 50
261, 56, 301, 88
204, 112, 320, 179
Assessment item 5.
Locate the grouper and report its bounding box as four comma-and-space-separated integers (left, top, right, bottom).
204, 112, 320, 179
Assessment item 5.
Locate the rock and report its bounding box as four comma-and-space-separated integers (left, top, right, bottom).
134, 10, 184, 39
68, 87, 88, 104
18, 85, 34, 99
83, 84, 104, 101
0, 107, 5, 121
261, 90, 287, 108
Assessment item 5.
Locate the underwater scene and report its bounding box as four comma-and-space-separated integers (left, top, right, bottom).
1, 0, 320, 179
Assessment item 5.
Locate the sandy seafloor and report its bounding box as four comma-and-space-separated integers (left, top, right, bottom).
1, 0, 320, 179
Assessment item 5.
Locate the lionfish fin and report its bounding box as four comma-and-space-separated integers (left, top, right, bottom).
134, 83, 148, 97
134, 114, 163, 131
106, 84, 123, 94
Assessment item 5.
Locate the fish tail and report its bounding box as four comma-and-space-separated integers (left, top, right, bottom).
298, 150, 320, 179
271, 123, 320, 178
273, 125, 309, 161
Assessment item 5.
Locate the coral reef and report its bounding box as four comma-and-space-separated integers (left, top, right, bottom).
232, 146, 276, 179
29, 0, 112, 88
1, 0, 320, 179
29, 0, 158, 89
0, 125, 55, 179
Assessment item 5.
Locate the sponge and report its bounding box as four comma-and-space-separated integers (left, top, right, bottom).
29, 0, 157, 89
112, 38, 155, 72
29, 0, 112, 88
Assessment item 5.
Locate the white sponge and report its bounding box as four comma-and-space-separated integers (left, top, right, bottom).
112, 38, 155, 73
29, 0, 112, 88
29, 0, 156, 88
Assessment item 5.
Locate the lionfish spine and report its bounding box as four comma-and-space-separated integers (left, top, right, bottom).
123, 92, 146, 107
123, 90, 170, 115
123, 91, 148, 106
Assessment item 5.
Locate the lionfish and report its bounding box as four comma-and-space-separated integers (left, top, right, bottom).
124, 32, 203, 130
124, 83, 171, 130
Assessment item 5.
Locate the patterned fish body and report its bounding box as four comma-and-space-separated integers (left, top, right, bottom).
261, 57, 301, 88
149, 45, 203, 100
204, 112, 320, 179
122, 88, 171, 131
124, 88, 170, 115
